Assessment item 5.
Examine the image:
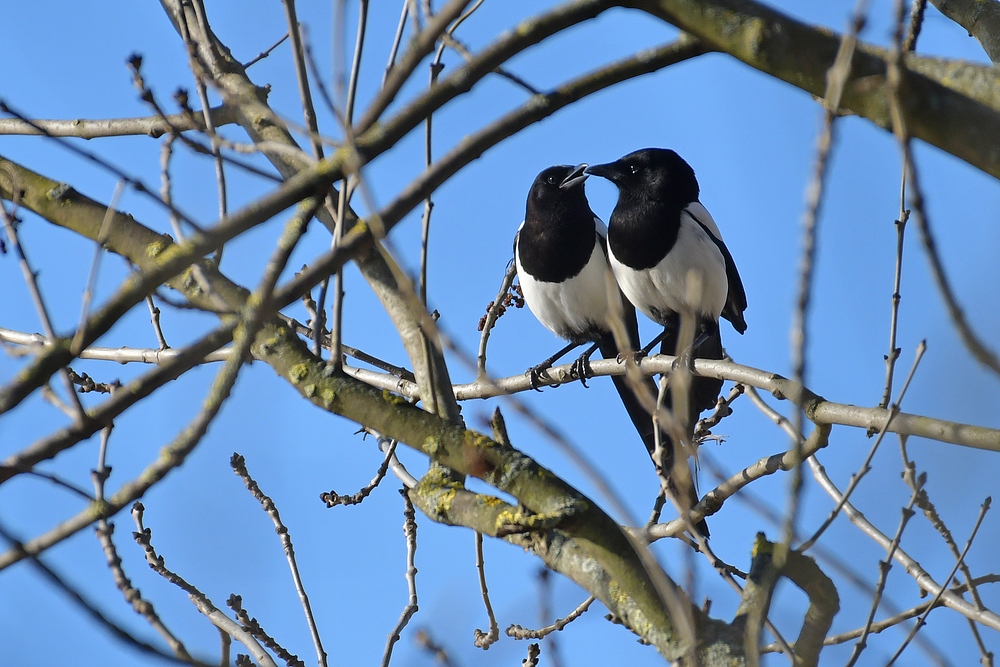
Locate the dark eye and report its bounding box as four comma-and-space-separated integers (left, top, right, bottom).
546, 175, 558, 185
628, 163, 639, 175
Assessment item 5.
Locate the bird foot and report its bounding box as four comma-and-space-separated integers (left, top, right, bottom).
617, 349, 648, 366
671, 345, 696, 373
570, 355, 592, 388
526, 365, 550, 391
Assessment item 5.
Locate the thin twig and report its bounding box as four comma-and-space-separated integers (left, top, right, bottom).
878, 177, 908, 410
231, 453, 327, 667
783, 2, 867, 577
145, 295, 170, 350
476, 260, 519, 379
507, 595, 595, 640
418, 0, 488, 305
886, 498, 992, 665
0, 197, 86, 420
798, 340, 925, 551
131, 503, 279, 667
228, 594, 304, 667
371, 432, 418, 489
884, 0, 1000, 377
382, 2, 409, 86
175, 4, 228, 248
844, 478, 923, 666
320, 439, 398, 506
0, 520, 208, 666
74, 180, 126, 352
899, 435, 995, 666
244, 32, 289, 68
381, 489, 419, 667
473, 531, 500, 649
413, 629, 455, 667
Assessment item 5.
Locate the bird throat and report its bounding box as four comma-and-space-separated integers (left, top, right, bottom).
608, 200, 681, 270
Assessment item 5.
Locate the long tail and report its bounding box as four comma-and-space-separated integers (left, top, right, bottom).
599, 303, 710, 537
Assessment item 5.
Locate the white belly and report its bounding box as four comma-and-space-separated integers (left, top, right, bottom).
516, 240, 618, 341
610, 211, 728, 324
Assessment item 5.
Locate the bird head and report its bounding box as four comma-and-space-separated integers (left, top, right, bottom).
586, 148, 699, 207
527, 164, 590, 215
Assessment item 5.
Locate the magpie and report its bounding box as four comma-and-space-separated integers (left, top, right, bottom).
586, 148, 748, 424
514, 163, 709, 536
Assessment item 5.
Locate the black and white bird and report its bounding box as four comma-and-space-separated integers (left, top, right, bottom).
514, 163, 709, 536
586, 148, 748, 422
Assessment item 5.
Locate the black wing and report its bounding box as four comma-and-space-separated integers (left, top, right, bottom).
687, 210, 748, 334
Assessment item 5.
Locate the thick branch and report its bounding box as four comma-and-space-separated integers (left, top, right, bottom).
632, 0, 1000, 179
929, 0, 1000, 63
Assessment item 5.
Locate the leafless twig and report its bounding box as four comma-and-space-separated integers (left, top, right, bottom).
244, 32, 289, 68
230, 453, 327, 667
798, 341, 925, 551
131, 503, 279, 667
844, 477, 923, 666
507, 594, 594, 640
886, 498, 992, 665
381, 489, 419, 667
320, 439, 398, 506
473, 531, 500, 649
0, 197, 86, 420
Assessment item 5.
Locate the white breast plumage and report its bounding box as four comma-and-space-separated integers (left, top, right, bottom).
516, 225, 619, 342
608, 206, 728, 325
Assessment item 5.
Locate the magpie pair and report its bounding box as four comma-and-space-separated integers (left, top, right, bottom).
513, 149, 748, 537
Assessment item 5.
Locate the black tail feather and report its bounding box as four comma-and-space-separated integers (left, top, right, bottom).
599, 303, 710, 537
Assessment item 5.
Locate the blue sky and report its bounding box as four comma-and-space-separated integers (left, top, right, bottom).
1, 1, 998, 665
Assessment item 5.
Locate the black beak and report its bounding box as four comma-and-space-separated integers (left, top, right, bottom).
559, 163, 589, 190
584, 161, 620, 181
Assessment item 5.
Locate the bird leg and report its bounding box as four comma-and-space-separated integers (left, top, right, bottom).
671, 322, 714, 373
527, 340, 582, 391
569, 341, 602, 388
634, 322, 676, 359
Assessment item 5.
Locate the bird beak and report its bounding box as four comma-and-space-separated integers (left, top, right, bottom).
584, 161, 619, 181
559, 163, 589, 190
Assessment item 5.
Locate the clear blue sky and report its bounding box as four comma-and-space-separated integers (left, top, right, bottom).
1, 1, 998, 665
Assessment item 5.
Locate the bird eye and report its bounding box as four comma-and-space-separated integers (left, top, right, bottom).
628, 163, 639, 175
546, 175, 558, 185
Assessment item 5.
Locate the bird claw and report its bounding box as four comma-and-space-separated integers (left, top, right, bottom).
570, 356, 592, 388
671, 345, 695, 373
525, 366, 545, 392
527, 365, 550, 391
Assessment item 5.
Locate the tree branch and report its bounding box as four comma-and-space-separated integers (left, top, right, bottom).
929, 0, 1000, 63
631, 0, 1000, 180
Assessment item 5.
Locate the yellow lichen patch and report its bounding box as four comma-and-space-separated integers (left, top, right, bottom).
495, 507, 521, 530
380, 388, 407, 406
302, 384, 317, 398
479, 495, 506, 508
319, 387, 336, 407
289, 363, 311, 384
752, 532, 774, 558
419, 485, 457, 518
146, 238, 171, 258
423, 435, 441, 455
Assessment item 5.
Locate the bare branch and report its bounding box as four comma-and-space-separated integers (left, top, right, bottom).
381, 489, 419, 667
473, 531, 500, 649
231, 453, 327, 667
928, 0, 1000, 63
507, 596, 595, 640
0, 105, 238, 138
